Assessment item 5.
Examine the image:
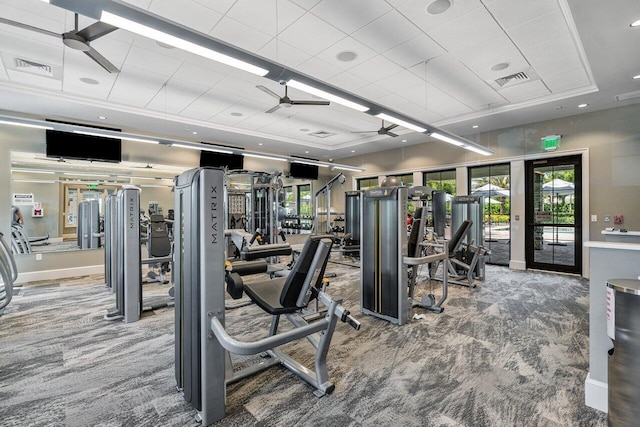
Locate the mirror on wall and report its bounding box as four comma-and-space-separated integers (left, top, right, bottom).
9, 151, 187, 255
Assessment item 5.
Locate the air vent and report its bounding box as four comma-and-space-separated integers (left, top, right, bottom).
309, 131, 336, 139
494, 71, 530, 88
15, 57, 53, 77
615, 90, 640, 102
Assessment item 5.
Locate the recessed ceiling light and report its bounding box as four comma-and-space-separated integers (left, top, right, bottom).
258, 143, 263, 146
336, 51, 357, 62
230, 112, 243, 117
304, 150, 310, 154
98, 116, 107, 120
80, 77, 99, 85
491, 62, 510, 71
633, 74, 640, 80
631, 19, 640, 27
402, 139, 407, 142
472, 125, 479, 129
351, 150, 356, 153
192, 131, 198, 135
578, 103, 588, 108
426, 0, 451, 15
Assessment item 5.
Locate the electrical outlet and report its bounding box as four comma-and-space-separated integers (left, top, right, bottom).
36, 253, 42, 261
604, 215, 611, 222
591, 215, 597, 222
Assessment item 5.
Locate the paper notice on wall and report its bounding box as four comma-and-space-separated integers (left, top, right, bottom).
606, 286, 615, 340
13, 193, 34, 205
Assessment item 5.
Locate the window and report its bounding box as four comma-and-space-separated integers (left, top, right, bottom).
357, 177, 378, 190
283, 186, 295, 216
389, 173, 413, 187
297, 184, 312, 216
423, 169, 456, 196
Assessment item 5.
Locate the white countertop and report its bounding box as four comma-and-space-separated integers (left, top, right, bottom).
601, 230, 640, 236
586, 241, 640, 251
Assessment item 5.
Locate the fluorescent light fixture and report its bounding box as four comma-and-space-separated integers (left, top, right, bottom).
172, 143, 233, 154
40, 0, 49, 3
375, 113, 426, 133
292, 160, 329, 168
631, 19, 640, 27
0, 119, 53, 130
12, 169, 55, 174
73, 130, 159, 144
139, 184, 174, 188
64, 172, 111, 177
100, 11, 268, 77
461, 144, 492, 156
578, 103, 588, 108
244, 153, 287, 162
332, 165, 365, 172
634, 74, 640, 80
287, 79, 369, 112
12, 179, 56, 184
430, 132, 465, 147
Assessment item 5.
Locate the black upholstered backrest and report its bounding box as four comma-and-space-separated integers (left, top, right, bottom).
148, 214, 171, 257
448, 220, 473, 255
407, 207, 424, 258
279, 235, 333, 308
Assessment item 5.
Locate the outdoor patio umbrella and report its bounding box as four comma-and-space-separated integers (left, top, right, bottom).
542, 178, 574, 246
471, 183, 510, 197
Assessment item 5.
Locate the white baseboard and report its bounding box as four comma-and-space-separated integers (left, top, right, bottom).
16, 265, 104, 284
585, 372, 608, 413
509, 260, 527, 270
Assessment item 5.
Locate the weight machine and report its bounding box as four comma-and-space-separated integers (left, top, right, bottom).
77, 199, 101, 249
174, 167, 360, 425
0, 232, 18, 315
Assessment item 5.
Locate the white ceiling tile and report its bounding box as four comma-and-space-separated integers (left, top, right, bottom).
212, 100, 266, 125
315, 37, 378, 70
149, 0, 222, 34
326, 71, 370, 93
427, 7, 503, 52
288, 0, 322, 11
498, 80, 550, 102
108, 66, 167, 107
6, 69, 62, 91
543, 67, 590, 93
524, 33, 583, 77
193, 0, 236, 14
235, 113, 289, 131
123, 46, 183, 77
0, 30, 63, 65
352, 10, 422, 53
444, 80, 507, 109
534, 52, 582, 80
180, 89, 236, 119
409, 54, 465, 84
226, 0, 306, 37
146, 79, 210, 114
376, 69, 425, 93
88, 37, 134, 70
257, 39, 311, 68
398, 0, 479, 33
376, 92, 411, 110
2, 0, 67, 23
416, 84, 474, 117
121, 0, 153, 10
210, 16, 272, 53
486, 0, 559, 29
311, 0, 392, 34
278, 12, 346, 56
61, 54, 119, 99
296, 57, 343, 81
349, 55, 405, 83
507, 9, 570, 50
354, 83, 392, 101
131, 35, 191, 62
396, 102, 431, 122
172, 62, 226, 88
396, 83, 428, 106
215, 75, 279, 104
383, 34, 445, 68
453, 32, 529, 81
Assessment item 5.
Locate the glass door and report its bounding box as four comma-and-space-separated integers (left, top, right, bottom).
525, 155, 582, 274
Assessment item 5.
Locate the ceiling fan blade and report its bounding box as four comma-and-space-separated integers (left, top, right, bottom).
77, 21, 118, 41
290, 100, 330, 106
386, 131, 399, 137
265, 105, 281, 114
0, 17, 61, 38
350, 130, 377, 134
84, 47, 120, 73
384, 123, 399, 131
256, 85, 281, 100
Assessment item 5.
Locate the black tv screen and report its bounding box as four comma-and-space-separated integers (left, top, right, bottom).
289, 162, 319, 180
200, 151, 244, 170
46, 130, 121, 163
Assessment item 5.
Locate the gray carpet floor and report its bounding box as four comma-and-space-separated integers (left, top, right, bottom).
0, 264, 606, 426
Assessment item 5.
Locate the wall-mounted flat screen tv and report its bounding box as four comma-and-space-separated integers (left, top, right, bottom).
199, 151, 244, 170
46, 129, 122, 163
289, 162, 319, 180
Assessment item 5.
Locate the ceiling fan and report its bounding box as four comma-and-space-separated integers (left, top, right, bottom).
0, 13, 120, 73
256, 84, 330, 113
352, 120, 400, 137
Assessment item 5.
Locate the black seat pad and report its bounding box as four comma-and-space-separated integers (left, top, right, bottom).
244, 277, 300, 315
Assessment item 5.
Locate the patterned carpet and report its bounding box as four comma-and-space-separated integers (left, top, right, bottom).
0, 264, 606, 426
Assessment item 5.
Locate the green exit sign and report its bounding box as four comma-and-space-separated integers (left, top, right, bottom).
87, 183, 99, 189
542, 135, 561, 151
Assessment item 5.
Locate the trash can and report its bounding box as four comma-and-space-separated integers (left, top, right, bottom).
607, 278, 640, 427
